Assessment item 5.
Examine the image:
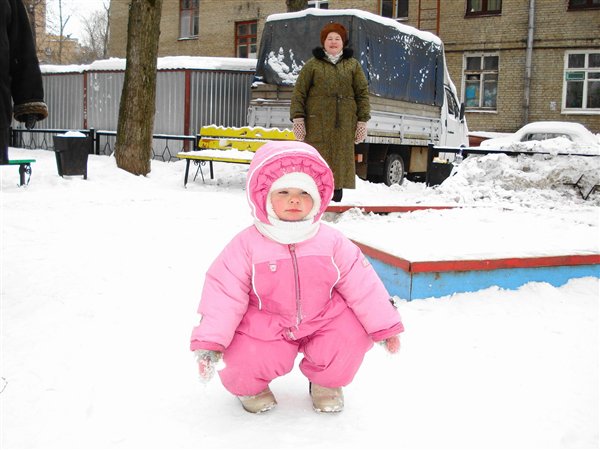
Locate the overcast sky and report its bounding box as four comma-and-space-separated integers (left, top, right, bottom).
46, 0, 107, 40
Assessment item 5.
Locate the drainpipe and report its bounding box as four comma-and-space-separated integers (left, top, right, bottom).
523, 0, 535, 125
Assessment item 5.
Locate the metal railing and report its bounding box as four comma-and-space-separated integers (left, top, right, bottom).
9, 127, 199, 162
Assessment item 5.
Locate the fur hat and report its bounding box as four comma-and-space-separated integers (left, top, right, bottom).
320, 22, 348, 46
267, 172, 321, 222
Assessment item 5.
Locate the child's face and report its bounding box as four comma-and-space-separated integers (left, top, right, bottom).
324, 32, 344, 55
270, 188, 315, 222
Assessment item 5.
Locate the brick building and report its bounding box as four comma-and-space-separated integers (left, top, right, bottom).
23, 0, 89, 65
107, 0, 600, 133
434, 0, 600, 134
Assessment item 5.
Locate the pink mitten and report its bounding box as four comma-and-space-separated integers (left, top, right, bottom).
354, 121, 367, 144
195, 350, 223, 383
292, 118, 306, 141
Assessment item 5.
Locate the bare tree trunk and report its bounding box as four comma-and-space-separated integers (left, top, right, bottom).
57, 0, 67, 64
115, 0, 163, 176
286, 0, 308, 12
102, 3, 111, 59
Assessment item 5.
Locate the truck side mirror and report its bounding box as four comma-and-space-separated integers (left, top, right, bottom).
459, 103, 466, 122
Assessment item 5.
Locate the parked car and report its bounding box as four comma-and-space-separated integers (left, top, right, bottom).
479, 121, 599, 154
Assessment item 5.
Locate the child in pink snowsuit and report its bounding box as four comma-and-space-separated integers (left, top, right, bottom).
190, 140, 404, 413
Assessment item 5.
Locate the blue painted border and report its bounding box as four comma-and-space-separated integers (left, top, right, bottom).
367, 256, 600, 300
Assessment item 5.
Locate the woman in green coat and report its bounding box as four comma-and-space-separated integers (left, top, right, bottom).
290, 22, 370, 202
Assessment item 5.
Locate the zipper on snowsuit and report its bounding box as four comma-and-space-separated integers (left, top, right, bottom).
288, 243, 303, 327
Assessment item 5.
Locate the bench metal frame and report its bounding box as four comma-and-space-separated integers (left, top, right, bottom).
1, 159, 36, 186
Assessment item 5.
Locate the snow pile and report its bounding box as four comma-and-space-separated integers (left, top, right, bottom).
437, 152, 600, 207
55, 130, 88, 138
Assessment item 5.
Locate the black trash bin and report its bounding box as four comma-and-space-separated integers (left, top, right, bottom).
426, 162, 454, 186
53, 133, 92, 179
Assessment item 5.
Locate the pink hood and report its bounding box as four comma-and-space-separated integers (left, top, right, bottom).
246, 141, 335, 225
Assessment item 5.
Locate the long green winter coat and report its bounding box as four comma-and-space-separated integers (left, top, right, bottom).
290, 47, 370, 189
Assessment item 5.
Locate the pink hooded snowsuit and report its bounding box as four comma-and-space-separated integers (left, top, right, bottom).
190, 140, 403, 396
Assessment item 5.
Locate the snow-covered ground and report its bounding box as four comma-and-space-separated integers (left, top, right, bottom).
1, 143, 598, 449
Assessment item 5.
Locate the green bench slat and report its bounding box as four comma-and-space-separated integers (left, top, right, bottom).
3, 159, 36, 165
1, 159, 36, 186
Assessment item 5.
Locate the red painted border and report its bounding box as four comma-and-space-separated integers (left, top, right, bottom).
353, 242, 412, 271
184, 70, 191, 139
83, 72, 88, 130
353, 241, 600, 273
326, 205, 456, 213
412, 255, 600, 272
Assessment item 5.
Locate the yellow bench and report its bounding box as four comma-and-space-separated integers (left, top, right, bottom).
177, 125, 294, 187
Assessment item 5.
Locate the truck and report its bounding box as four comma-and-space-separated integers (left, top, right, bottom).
248, 8, 469, 185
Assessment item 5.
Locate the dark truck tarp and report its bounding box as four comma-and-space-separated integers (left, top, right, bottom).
256, 10, 445, 107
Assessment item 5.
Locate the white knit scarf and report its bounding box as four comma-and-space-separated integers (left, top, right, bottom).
254, 217, 320, 244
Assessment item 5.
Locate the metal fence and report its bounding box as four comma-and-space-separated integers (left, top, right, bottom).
9, 127, 199, 161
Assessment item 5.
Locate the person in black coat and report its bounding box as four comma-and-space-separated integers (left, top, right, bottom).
0, 0, 48, 164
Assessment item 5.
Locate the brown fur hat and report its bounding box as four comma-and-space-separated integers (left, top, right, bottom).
320, 22, 348, 46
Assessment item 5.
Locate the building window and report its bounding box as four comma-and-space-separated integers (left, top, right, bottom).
381, 0, 409, 19
180, 0, 199, 39
563, 50, 600, 111
568, 0, 600, 10
236, 21, 257, 59
463, 53, 499, 110
466, 0, 502, 16
308, 0, 329, 8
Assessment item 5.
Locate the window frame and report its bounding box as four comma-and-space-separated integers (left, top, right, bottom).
308, 0, 329, 8
465, 0, 502, 17
380, 0, 409, 20
562, 50, 600, 114
235, 20, 258, 59
462, 52, 499, 111
179, 0, 199, 39
567, 0, 600, 10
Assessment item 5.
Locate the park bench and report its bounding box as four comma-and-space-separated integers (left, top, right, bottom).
177, 125, 294, 187
1, 159, 36, 186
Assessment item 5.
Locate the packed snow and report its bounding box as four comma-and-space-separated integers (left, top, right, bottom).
1, 139, 599, 449
40, 56, 257, 74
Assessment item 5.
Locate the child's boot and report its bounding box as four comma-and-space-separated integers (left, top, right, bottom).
309, 382, 344, 413
238, 387, 277, 413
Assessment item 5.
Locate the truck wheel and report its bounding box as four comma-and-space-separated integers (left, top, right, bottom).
384, 154, 405, 186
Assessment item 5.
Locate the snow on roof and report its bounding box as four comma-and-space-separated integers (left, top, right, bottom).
266, 8, 442, 45
41, 64, 89, 74
41, 56, 257, 74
